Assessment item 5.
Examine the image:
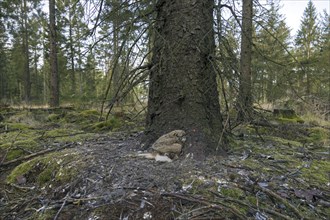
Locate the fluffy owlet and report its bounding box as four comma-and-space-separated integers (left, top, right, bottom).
151, 130, 186, 154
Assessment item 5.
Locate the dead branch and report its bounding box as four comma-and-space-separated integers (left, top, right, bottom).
261, 207, 295, 220
9, 183, 36, 191
40, 132, 87, 139
162, 192, 245, 220
54, 193, 69, 220
0, 131, 22, 164
209, 190, 294, 220
0, 143, 76, 167
256, 185, 307, 220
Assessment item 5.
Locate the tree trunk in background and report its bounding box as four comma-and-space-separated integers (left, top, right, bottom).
69, 7, 76, 96
237, 0, 253, 121
145, 0, 225, 159
23, 0, 30, 104
49, 0, 59, 107
111, 0, 120, 106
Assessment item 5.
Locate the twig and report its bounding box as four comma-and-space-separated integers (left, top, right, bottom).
42, 132, 87, 139
261, 207, 294, 220
0, 143, 75, 167
14, 145, 33, 154
54, 193, 69, 220
10, 183, 36, 191
162, 192, 245, 220
0, 131, 23, 165
209, 190, 294, 220
257, 185, 307, 220
176, 206, 211, 219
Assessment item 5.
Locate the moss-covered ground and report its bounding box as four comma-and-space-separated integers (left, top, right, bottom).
0, 107, 329, 219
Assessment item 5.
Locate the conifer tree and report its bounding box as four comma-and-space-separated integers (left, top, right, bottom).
49, 0, 59, 107
295, 0, 320, 96
315, 10, 330, 98
237, 0, 253, 121
253, 0, 291, 103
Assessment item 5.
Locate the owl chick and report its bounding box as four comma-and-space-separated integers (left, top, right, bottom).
151, 130, 186, 154
138, 130, 186, 162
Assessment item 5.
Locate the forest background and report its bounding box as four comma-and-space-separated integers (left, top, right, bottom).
0, 0, 329, 121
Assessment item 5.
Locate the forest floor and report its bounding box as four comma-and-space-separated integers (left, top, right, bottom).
0, 106, 329, 220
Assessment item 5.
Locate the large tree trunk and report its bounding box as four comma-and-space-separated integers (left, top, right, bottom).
145, 0, 225, 159
237, 0, 253, 121
49, 0, 59, 107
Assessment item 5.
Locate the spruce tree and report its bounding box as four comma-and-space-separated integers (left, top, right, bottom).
295, 0, 320, 96
314, 10, 330, 100
253, 0, 291, 103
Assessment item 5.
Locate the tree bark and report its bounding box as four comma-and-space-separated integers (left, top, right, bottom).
49, 0, 59, 107
237, 0, 253, 121
23, 0, 30, 104
145, 0, 225, 159
69, 7, 76, 96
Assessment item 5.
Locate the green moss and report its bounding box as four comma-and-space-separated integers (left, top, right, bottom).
80, 109, 99, 117
91, 117, 122, 131
0, 130, 39, 145
7, 111, 41, 127
246, 196, 257, 205
241, 159, 262, 170
277, 117, 304, 124
6, 149, 24, 160
301, 113, 330, 127
0, 139, 40, 161
301, 160, 330, 185
42, 128, 93, 143
55, 167, 76, 182
265, 136, 302, 147
0, 142, 11, 149
63, 110, 99, 124
132, 126, 145, 132
47, 113, 62, 122
32, 210, 56, 220
59, 133, 93, 142
37, 166, 53, 184
6, 159, 35, 183
6, 122, 31, 130
44, 128, 73, 137
63, 112, 80, 123
307, 127, 329, 144
220, 187, 245, 199
7, 150, 86, 186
